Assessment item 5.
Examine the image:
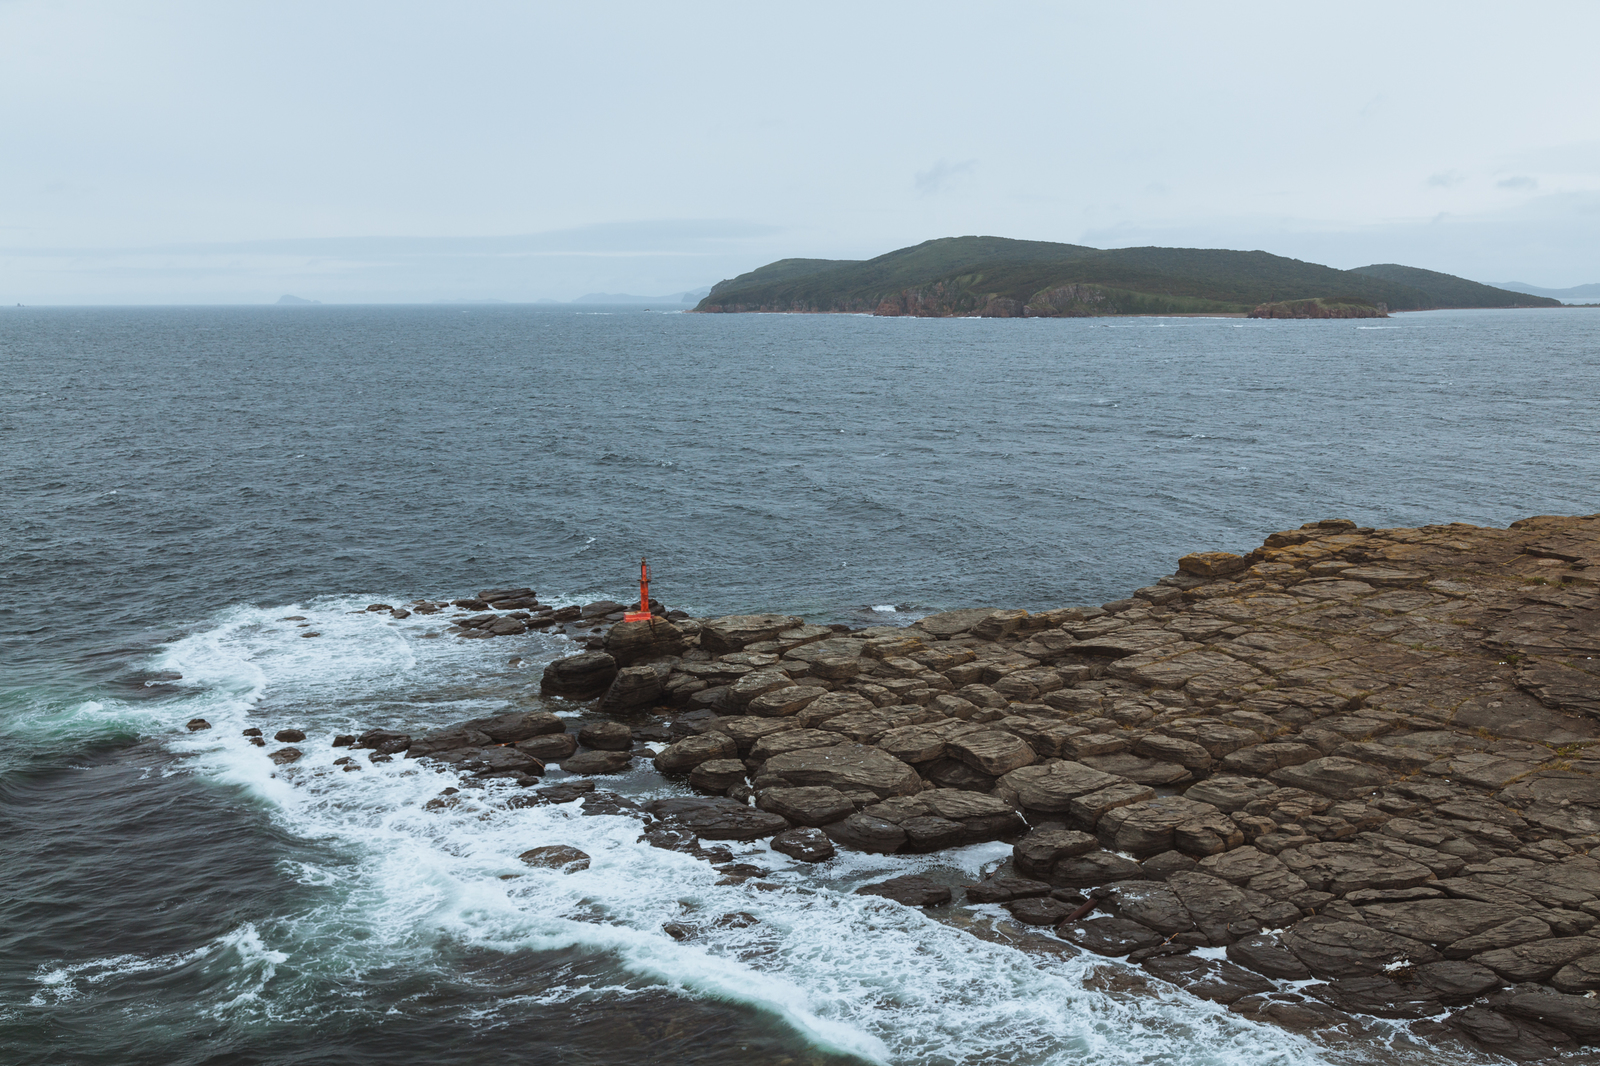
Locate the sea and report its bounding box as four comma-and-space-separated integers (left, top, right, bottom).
2, 305, 1596, 1066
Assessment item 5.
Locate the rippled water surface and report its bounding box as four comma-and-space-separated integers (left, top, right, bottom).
2, 306, 1596, 1065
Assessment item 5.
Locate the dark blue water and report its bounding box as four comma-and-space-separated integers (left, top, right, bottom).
2, 305, 1595, 1065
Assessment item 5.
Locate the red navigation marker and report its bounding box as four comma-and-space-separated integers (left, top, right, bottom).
623, 558, 653, 622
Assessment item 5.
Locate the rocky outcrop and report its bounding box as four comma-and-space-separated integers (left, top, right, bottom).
302, 512, 1600, 1060
1248, 298, 1388, 319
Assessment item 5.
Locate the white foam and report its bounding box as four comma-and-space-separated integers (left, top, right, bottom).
100, 599, 1469, 1064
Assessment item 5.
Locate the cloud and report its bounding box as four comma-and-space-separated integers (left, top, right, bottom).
914, 159, 977, 196
1427, 170, 1464, 188
1497, 175, 1538, 191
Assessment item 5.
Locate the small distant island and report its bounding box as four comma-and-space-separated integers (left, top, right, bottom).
692, 237, 1559, 318
276, 294, 322, 305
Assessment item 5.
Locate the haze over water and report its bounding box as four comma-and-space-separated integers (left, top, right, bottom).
2, 306, 1595, 1065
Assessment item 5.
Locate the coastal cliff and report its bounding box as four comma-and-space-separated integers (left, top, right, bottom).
255, 514, 1600, 1060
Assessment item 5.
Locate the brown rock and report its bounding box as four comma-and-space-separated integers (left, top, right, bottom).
560, 750, 633, 774
653, 731, 737, 772
856, 875, 951, 906
759, 743, 921, 798
604, 617, 688, 665
700, 614, 804, 654
541, 652, 619, 699
756, 785, 856, 827
948, 730, 1036, 775
519, 845, 590, 871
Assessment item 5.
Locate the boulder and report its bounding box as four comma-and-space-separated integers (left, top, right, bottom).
1279, 841, 1436, 895
965, 877, 1053, 904
464, 710, 565, 743
604, 618, 688, 666
275, 728, 306, 742
460, 747, 542, 776
1057, 917, 1165, 956
354, 728, 411, 754
823, 813, 907, 853
644, 797, 790, 841
771, 826, 835, 863
1552, 955, 1600, 994
688, 759, 748, 793
577, 721, 633, 751
269, 747, 303, 765
758, 743, 921, 798
1013, 827, 1098, 879
756, 786, 856, 827
856, 875, 951, 907
913, 608, 1001, 638
1097, 796, 1227, 857
653, 731, 737, 772
541, 652, 619, 699
598, 665, 666, 714
516, 732, 578, 761
700, 614, 804, 655
186, 718, 211, 731
1004, 897, 1080, 926
518, 845, 590, 871
748, 685, 828, 718
1179, 551, 1248, 578
407, 728, 492, 757
559, 750, 633, 774
1048, 850, 1146, 888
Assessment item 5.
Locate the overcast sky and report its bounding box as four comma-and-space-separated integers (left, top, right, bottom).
3, 0, 1597, 303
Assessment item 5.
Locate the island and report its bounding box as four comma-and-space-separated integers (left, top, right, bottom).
691, 236, 1560, 318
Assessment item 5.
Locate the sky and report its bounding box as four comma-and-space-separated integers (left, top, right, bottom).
2, 0, 1598, 304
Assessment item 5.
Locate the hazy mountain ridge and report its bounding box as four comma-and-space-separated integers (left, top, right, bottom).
693, 237, 1560, 317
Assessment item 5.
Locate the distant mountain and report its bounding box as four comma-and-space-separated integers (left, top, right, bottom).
1488, 281, 1600, 303
691, 237, 1559, 317
574, 286, 712, 305
276, 294, 321, 305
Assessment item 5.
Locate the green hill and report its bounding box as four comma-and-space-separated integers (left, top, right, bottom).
693, 236, 1559, 317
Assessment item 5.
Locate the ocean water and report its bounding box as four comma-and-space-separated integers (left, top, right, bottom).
2, 305, 1596, 1065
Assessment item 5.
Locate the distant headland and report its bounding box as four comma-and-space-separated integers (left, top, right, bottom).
691, 237, 1560, 319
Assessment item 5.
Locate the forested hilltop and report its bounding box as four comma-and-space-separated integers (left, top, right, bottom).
692, 237, 1559, 317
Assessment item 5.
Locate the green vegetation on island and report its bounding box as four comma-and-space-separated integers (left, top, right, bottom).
692, 236, 1560, 317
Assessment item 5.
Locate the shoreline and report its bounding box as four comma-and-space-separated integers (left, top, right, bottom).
250, 514, 1600, 1061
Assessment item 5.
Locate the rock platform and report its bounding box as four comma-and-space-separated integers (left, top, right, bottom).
278, 515, 1600, 1060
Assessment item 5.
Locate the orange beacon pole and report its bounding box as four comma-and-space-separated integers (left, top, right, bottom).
624, 558, 652, 622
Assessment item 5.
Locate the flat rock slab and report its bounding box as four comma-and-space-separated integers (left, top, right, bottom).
519, 845, 591, 871
1057, 917, 1164, 956
760, 743, 921, 798
644, 797, 790, 841
1279, 917, 1440, 980
856, 875, 951, 907
771, 826, 836, 863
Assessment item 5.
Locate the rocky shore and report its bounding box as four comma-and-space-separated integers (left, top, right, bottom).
242, 514, 1600, 1060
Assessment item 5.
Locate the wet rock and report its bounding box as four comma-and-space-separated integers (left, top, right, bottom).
186, 718, 211, 731
1179, 551, 1249, 578
1005, 897, 1081, 926
1227, 934, 1313, 980
747, 685, 828, 718
1304, 976, 1442, 1019
644, 797, 790, 841
653, 731, 737, 772
597, 665, 666, 714
856, 875, 951, 907
332, 734, 355, 746
354, 728, 411, 754
242, 727, 262, 737
771, 826, 835, 863
604, 617, 688, 666
519, 845, 590, 871
269, 747, 303, 765
275, 728, 306, 742
966, 877, 1053, 904
577, 721, 634, 751
913, 608, 1002, 638
1143, 955, 1275, 1004
407, 728, 493, 758
757, 743, 921, 798
516, 732, 578, 761
1278, 841, 1435, 894
900, 816, 967, 851
1444, 916, 1550, 959
823, 813, 907, 854
462, 747, 542, 777
1057, 916, 1164, 956
1104, 881, 1195, 936
559, 749, 633, 774
1048, 850, 1146, 888
540, 651, 619, 699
